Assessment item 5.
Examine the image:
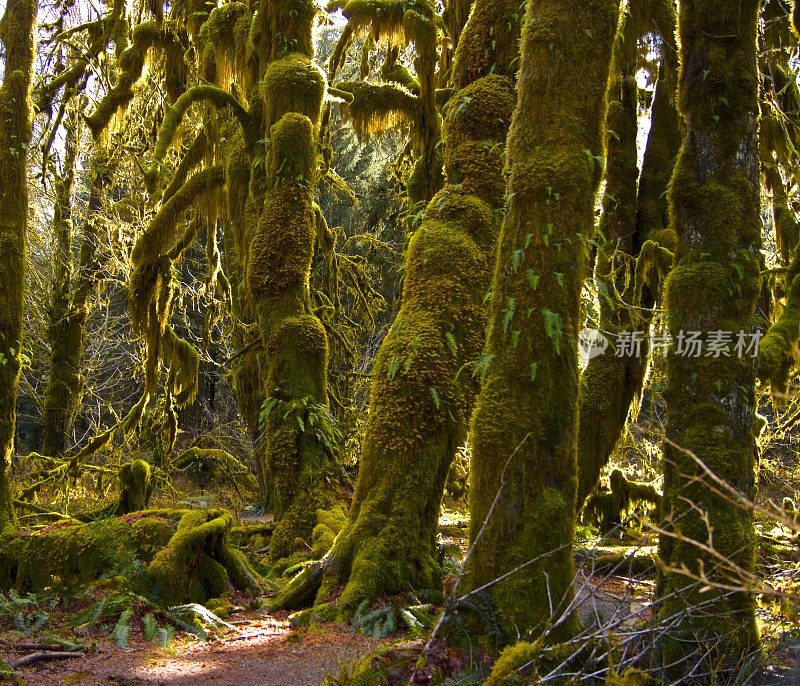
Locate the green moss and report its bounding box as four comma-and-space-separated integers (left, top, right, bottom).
316, 0, 519, 618
336, 81, 419, 139
484, 641, 539, 686
584, 470, 660, 532
758, 268, 800, 398
261, 53, 326, 129
0, 0, 36, 532
86, 22, 189, 138
465, 0, 619, 643
658, 0, 761, 673
146, 85, 252, 191
451, 0, 523, 89
145, 510, 260, 605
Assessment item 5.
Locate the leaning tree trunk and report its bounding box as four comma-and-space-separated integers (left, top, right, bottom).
304, 0, 523, 615
464, 0, 619, 642
657, 0, 761, 677
0, 0, 37, 531
576, 1, 681, 507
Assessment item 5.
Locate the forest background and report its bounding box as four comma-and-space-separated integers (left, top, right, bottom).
0, 0, 800, 683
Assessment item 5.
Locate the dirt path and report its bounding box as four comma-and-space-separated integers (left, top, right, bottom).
6, 615, 385, 686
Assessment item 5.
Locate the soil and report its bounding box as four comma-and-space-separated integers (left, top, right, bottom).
3, 613, 385, 686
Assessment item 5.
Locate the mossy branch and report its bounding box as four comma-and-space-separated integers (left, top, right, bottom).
34, 60, 88, 114
758, 256, 800, 400
336, 81, 418, 139
145, 85, 252, 192
85, 22, 188, 138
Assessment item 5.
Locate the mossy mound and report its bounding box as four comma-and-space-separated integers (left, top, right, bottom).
0, 508, 260, 607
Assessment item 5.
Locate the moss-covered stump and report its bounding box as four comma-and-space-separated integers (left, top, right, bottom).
657, 0, 762, 676
464, 0, 619, 643
0, 509, 260, 606
583, 470, 660, 533
306, 0, 522, 618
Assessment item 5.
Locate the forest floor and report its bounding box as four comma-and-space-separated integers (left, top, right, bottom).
3, 610, 389, 686
2, 499, 800, 685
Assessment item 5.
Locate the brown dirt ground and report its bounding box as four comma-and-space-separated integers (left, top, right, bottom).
4, 614, 385, 686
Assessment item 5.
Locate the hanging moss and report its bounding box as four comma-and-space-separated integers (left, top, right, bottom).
0, 0, 36, 532
793, 0, 800, 38
657, 0, 761, 676
302, 1, 520, 615
85, 22, 189, 137
145, 85, 252, 191
465, 0, 619, 643
336, 81, 419, 139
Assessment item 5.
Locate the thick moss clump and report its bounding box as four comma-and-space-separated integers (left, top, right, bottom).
308, 0, 520, 617
465, 0, 619, 642
261, 53, 326, 129
0, 509, 260, 606
336, 81, 418, 139
0, 0, 37, 532
657, 0, 761, 676
245, 9, 345, 563
584, 469, 660, 532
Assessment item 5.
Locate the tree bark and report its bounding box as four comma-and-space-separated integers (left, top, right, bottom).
311, 0, 523, 615
465, 0, 620, 641
0, 0, 37, 531
657, 0, 761, 675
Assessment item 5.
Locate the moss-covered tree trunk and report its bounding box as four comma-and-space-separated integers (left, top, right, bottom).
245, 0, 345, 562
576, 2, 681, 506
576, 11, 640, 508
464, 0, 619, 640
309, 0, 523, 614
0, 0, 37, 531
41, 150, 108, 457
657, 0, 761, 675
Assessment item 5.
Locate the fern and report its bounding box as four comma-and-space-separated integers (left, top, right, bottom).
542, 308, 563, 354
113, 608, 133, 648
387, 355, 400, 380
502, 297, 517, 333
156, 626, 174, 648
445, 332, 458, 355
166, 603, 234, 638
143, 612, 158, 641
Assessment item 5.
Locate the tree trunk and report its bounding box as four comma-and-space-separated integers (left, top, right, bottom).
657, 0, 761, 676
310, 0, 523, 615
465, 0, 619, 641
0, 0, 37, 531
246, 0, 345, 561
576, 3, 681, 507
41, 148, 107, 457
